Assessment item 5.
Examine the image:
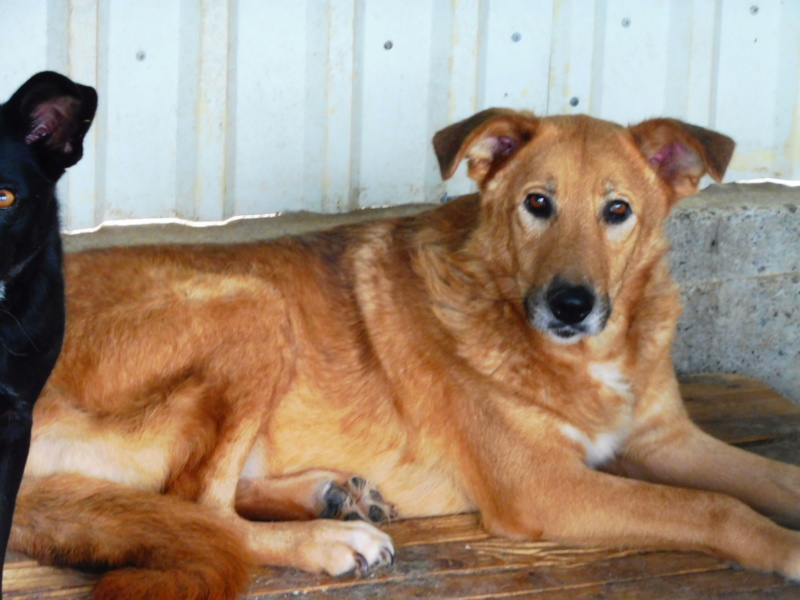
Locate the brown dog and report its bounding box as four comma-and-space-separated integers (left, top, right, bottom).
11, 109, 800, 599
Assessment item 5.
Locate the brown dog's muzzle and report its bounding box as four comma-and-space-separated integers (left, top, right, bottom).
524, 279, 611, 343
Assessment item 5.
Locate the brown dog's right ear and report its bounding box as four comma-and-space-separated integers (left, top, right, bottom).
629, 118, 735, 203
432, 108, 538, 185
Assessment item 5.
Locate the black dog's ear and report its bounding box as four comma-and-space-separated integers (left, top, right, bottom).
2, 71, 98, 179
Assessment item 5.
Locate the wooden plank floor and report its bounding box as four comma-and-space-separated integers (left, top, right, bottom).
6, 374, 800, 599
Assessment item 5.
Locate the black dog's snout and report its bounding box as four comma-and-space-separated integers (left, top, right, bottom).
546, 283, 595, 325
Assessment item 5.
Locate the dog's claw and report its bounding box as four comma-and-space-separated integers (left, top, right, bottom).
379, 548, 395, 566
354, 552, 369, 574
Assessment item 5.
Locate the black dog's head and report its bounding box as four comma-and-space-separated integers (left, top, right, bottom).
0, 72, 97, 299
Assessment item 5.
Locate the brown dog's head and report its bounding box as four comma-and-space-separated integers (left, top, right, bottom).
433, 109, 734, 344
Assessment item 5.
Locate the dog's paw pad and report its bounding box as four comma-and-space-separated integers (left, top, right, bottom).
318, 477, 396, 524
368, 505, 387, 523
320, 483, 351, 519
350, 476, 367, 491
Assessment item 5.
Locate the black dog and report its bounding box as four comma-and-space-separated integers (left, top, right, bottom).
0, 72, 96, 594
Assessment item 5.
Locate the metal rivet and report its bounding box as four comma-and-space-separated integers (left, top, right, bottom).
511, 32, 521, 42
750, 5, 759, 14
135, 50, 146, 61
569, 97, 579, 107
621, 18, 631, 28
384, 40, 393, 50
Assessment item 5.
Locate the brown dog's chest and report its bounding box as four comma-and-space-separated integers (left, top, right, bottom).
454, 317, 637, 452
552, 360, 635, 467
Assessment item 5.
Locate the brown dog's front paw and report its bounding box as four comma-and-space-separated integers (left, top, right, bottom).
319, 476, 397, 524
294, 520, 395, 576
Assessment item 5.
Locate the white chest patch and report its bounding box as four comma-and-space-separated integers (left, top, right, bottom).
559, 362, 633, 468
588, 361, 633, 401
560, 424, 625, 468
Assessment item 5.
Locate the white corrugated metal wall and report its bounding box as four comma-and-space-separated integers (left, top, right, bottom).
1, 0, 799, 230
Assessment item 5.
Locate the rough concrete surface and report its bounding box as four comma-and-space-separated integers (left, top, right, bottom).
62, 182, 799, 404
667, 182, 799, 404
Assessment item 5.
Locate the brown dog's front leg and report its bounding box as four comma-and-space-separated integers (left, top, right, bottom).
228, 516, 394, 576
487, 460, 800, 579
616, 369, 800, 526
622, 419, 800, 526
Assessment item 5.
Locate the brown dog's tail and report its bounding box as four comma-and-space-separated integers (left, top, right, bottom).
10, 473, 254, 600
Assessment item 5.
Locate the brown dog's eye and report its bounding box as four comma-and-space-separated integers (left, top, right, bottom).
0, 190, 15, 209
524, 193, 553, 220
603, 200, 631, 224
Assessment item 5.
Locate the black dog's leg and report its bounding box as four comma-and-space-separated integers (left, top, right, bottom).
0, 402, 31, 596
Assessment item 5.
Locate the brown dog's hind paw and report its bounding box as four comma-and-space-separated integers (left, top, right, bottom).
319, 476, 396, 524
235, 469, 397, 523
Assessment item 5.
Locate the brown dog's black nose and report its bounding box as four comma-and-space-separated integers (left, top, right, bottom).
546, 283, 595, 325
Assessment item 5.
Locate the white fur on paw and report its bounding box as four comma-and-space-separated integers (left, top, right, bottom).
315, 520, 394, 576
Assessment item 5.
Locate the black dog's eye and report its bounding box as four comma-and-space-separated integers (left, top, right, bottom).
0, 190, 15, 209
524, 193, 553, 220
603, 200, 631, 224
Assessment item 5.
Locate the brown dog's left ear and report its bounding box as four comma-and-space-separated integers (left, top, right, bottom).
629, 119, 735, 202
432, 108, 538, 186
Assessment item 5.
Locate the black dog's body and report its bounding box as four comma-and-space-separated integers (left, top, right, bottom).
0, 72, 96, 594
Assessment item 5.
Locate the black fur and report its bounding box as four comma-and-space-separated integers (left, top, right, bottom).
0, 72, 96, 595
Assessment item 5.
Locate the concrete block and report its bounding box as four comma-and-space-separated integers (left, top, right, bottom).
713, 274, 800, 403
669, 182, 800, 403
674, 275, 800, 403
667, 182, 800, 283
672, 282, 720, 375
